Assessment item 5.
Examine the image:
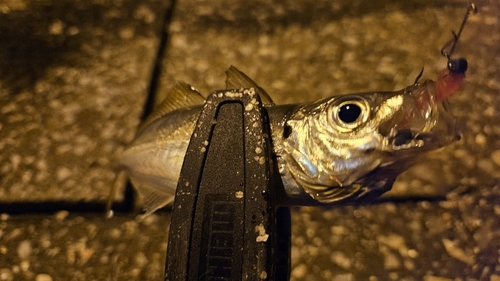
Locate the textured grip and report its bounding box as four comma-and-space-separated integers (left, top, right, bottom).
165, 88, 290, 281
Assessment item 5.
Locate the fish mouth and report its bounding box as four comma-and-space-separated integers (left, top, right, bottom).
348, 87, 462, 203
381, 82, 461, 155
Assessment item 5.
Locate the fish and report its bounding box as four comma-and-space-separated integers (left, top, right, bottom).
112, 65, 462, 217
110, 5, 476, 217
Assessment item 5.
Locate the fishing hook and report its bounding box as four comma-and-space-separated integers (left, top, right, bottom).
440, 3, 478, 60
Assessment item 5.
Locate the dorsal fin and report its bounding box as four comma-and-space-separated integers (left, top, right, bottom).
225, 66, 275, 106
139, 81, 204, 131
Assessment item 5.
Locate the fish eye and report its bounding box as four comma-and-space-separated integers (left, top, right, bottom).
328, 97, 370, 131
338, 104, 361, 123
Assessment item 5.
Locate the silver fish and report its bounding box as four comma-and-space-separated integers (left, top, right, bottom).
115, 66, 460, 216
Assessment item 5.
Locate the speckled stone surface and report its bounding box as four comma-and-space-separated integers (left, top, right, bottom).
1, 0, 499, 280
0, 212, 169, 281
0, 0, 170, 203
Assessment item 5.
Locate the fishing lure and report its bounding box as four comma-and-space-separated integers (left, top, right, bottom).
435, 3, 477, 101
107, 5, 475, 217
394, 3, 476, 136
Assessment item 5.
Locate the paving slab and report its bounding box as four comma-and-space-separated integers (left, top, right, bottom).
0, 212, 170, 281
0, 0, 171, 203
0, 0, 499, 280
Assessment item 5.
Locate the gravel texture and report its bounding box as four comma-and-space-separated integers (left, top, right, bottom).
0, 0, 499, 280
0, 212, 169, 281
0, 0, 170, 203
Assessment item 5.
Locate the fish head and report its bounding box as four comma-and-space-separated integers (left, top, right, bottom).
281, 80, 461, 204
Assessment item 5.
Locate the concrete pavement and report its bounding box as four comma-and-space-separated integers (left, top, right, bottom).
0, 0, 499, 280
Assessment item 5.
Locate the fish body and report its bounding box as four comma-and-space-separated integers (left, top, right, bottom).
116, 67, 461, 216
